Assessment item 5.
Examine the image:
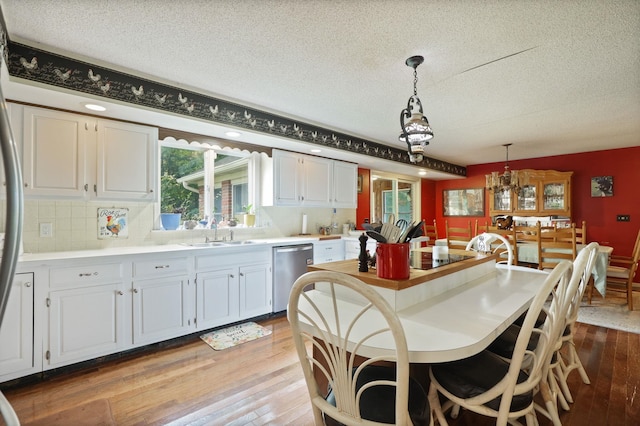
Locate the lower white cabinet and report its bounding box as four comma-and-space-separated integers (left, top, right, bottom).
239, 263, 272, 319
313, 240, 345, 264
48, 282, 125, 368
131, 256, 192, 345
132, 276, 191, 345
0, 273, 34, 379
195, 268, 239, 330
47, 262, 126, 368
195, 248, 272, 331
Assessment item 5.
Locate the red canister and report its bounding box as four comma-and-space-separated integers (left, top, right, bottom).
376, 242, 410, 279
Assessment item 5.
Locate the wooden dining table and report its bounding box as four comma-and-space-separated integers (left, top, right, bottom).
305, 251, 550, 363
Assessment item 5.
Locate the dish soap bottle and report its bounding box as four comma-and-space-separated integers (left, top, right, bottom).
331, 208, 339, 235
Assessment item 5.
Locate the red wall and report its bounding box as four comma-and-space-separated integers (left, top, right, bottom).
356, 146, 640, 255
355, 168, 371, 228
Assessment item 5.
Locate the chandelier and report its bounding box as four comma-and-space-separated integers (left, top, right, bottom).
399, 55, 433, 163
485, 144, 528, 192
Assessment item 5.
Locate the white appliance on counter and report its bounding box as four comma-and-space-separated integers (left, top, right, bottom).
272, 244, 314, 313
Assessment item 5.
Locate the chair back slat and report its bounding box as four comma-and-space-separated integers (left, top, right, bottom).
446, 220, 472, 250
538, 223, 577, 270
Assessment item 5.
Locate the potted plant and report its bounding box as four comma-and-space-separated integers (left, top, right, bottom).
243, 204, 256, 227
160, 206, 183, 230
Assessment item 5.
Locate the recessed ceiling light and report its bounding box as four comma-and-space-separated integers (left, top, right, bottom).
225, 131, 241, 138
418, 170, 427, 176
310, 149, 322, 153
83, 103, 106, 111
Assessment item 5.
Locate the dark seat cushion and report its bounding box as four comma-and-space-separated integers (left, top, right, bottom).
487, 324, 539, 359
325, 365, 430, 425
431, 350, 533, 412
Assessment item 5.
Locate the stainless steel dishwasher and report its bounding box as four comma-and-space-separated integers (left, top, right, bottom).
272, 244, 314, 313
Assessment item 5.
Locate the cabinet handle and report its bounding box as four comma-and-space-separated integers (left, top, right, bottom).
79, 272, 98, 277
25, 282, 32, 287
229, 274, 234, 278
85, 122, 88, 130
117, 291, 124, 295
239, 273, 244, 277
149, 189, 154, 193
24, 182, 29, 188
154, 265, 170, 269
84, 183, 88, 191
133, 288, 139, 293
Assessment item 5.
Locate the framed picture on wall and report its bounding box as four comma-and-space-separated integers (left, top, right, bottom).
591, 176, 613, 197
357, 174, 363, 193
443, 188, 485, 216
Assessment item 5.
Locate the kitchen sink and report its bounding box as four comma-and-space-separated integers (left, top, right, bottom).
222, 240, 256, 245
184, 242, 226, 247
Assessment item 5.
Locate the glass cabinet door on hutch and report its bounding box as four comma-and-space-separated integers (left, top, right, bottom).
492, 190, 512, 213
516, 184, 537, 212
488, 169, 572, 218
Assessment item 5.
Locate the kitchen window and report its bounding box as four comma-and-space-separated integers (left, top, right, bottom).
159, 138, 257, 228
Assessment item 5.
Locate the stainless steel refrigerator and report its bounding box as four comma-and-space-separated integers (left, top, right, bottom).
0, 67, 24, 424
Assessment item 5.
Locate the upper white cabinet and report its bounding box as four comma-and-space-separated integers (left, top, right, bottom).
96, 120, 157, 200
331, 160, 357, 208
263, 149, 356, 208
22, 106, 157, 201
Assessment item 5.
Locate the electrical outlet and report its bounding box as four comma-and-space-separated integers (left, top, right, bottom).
40, 222, 53, 237
616, 215, 630, 222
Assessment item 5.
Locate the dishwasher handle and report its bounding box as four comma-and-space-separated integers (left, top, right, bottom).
274, 245, 314, 253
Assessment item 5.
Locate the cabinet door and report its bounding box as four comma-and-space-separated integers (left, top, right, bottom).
301, 155, 332, 206
332, 161, 357, 208
196, 268, 240, 330
48, 282, 125, 368
0, 273, 34, 378
273, 150, 301, 205
515, 184, 538, 213
22, 107, 90, 197
238, 263, 272, 319
489, 190, 513, 215
132, 276, 191, 345
541, 181, 570, 214
96, 120, 158, 200
313, 240, 345, 264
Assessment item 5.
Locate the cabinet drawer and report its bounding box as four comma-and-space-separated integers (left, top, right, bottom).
50, 263, 123, 288
133, 258, 188, 278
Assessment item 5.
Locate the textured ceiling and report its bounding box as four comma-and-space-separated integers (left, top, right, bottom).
1, 0, 639, 175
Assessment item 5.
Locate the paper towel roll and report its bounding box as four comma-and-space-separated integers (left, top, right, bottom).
301, 214, 308, 234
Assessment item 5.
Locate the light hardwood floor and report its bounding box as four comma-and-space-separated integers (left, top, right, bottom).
1, 315, 639, 425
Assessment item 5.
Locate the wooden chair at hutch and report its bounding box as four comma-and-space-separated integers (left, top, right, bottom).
423, 219, 438, 246
445, 220, 473, 250
537, 224, 577, 271
605, 228, 640, 310
574, 221, 587, 244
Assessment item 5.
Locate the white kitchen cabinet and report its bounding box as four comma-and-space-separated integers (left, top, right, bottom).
313, 240, 345, 264
195, 246, 272, 330
131, 257, 191, 345
239, 263, 272, 319
263, 149, 356, 208
331, 160, 358, 208
343, 236, 377, 260
265, 149, 332, 207
22, 105, 157, 201
195, 267, 239, 330
0, 273, 34, 380
47, 262, 126, 368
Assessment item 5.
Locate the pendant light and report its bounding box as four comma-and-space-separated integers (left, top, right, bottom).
485, 143, 528, 192
399, 55, 433, 163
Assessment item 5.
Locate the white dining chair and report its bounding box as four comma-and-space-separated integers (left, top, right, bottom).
465, 232, 515, 266
288, 270, 432, 426
557, 242, 600, 403
429, 260, 575, 426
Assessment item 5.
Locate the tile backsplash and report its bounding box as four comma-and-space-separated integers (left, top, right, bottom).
1, 200, 355, 253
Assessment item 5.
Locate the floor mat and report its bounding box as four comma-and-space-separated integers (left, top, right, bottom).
578, 291, 640, 334
200, 321, 272, 350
